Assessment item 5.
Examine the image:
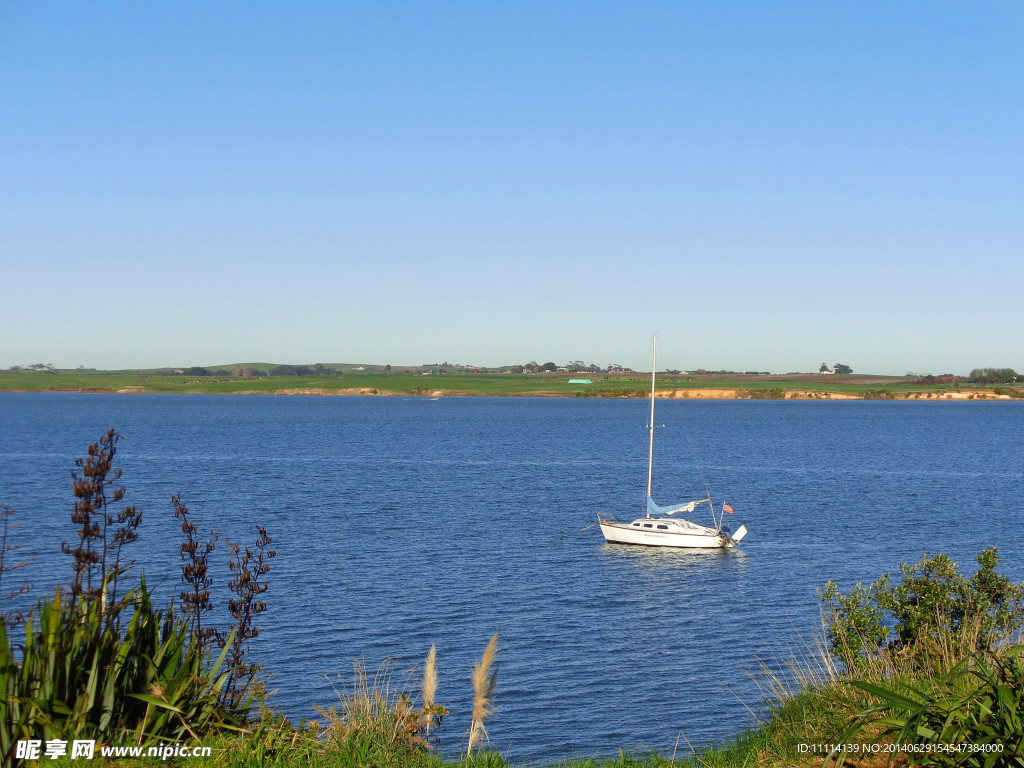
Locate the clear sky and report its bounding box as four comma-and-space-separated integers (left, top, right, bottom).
2, 2, 1021, 375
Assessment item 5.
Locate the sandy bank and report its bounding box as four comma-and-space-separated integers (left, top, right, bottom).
27, 386, 1020, 401
654, 389, 1013, 401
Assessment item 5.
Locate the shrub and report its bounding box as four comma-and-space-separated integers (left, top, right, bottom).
0, 504, 33, 628
861, 389, 897, 400
736, 387, 786, 399
221, 526, 275, 707
818, 548, 1024, 671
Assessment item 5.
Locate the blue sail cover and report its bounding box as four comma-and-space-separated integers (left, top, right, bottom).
646, 496, 705, 517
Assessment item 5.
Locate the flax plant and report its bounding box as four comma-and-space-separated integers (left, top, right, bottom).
466, 633, 499, 756
61, 428, 142, 615
0, 582, 243, 764
172, 492, 218, 652
221, 526, 275, 707
833, 645, 1024, 766
0, 503, 32, 627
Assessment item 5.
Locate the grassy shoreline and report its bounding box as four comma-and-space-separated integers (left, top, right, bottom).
2, 370, 1021, 401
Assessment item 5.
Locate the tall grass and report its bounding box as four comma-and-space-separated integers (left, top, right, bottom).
721, 628, 855, 766
314, 648, 449, 765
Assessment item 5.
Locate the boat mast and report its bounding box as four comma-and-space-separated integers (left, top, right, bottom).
646, 335, 656, 504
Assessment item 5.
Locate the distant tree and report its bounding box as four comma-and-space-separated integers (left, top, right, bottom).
269, 364, 316, 377
384, 364, 392, 373
819, 363, 831, 373
968, 368, 1018, 385
834, 363, 853, 375
309, 363, 339, 376
541, 362, 557, 372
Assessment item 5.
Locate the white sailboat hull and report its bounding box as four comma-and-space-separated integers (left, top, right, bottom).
599, 518, 734, 549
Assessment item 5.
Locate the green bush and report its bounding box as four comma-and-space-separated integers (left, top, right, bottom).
816, 581, 890, 672
818, 548, 1024, 671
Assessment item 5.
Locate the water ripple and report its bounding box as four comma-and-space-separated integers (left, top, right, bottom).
1, 395, 1022, 762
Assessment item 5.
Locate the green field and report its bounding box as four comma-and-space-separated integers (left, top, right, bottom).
0, 367, 1019, 400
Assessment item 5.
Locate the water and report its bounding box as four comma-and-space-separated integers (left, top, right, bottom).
2, 394, 1023, 762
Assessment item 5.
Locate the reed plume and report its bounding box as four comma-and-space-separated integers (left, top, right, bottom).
466, 632, 499, 756
422, 644, 438, 713
416, 643, 447, 746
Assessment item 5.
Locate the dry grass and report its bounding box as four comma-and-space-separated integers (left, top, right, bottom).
315, 648, 448, 761
751, 625, 844, 709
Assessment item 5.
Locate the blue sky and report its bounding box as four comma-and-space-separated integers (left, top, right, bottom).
2, 2, 1021, 374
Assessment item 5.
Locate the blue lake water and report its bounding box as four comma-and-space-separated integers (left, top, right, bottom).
1, 394, 1023, 763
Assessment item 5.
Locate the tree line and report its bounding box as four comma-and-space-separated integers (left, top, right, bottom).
173, 364, 342, 378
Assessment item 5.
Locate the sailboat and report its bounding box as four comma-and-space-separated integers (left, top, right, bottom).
599, 337, 748, 549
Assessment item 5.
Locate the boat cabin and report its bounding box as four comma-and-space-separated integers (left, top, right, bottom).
629, 517, 707, 533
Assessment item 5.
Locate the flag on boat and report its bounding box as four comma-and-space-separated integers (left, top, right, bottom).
723, 503, 734, 514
